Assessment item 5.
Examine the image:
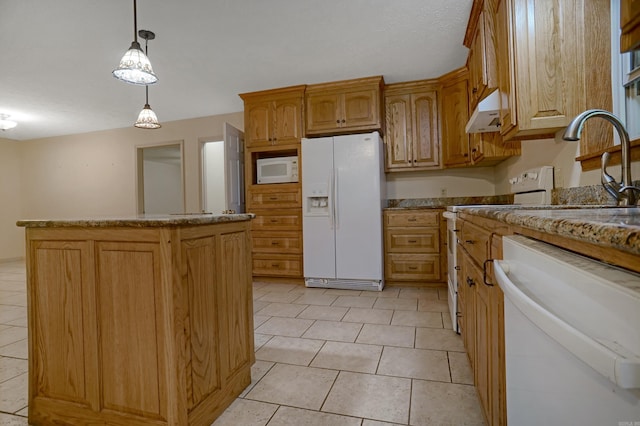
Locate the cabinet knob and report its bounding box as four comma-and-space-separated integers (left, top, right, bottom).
463, 153, 469, 157
466, 277, 476, 287
336, 120, 340, 124
497, 121, 501, 128
454, 266, 461, 271
341, 119, 346, 123
472, 87, 478, 94
472, 148, 477, 153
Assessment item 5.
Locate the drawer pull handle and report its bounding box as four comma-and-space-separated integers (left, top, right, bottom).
407, 218, 417, 222
454, 266, 461, 271
465, 240, 474, 244
408, 239, 418, 243
271, 242, 280, 246
271, 263, 280, 267
483, 259, 494, 287
270, 219, 278, 223
466, 277, 476, 287
408, 266, 418, 270
269, 197, 278, 201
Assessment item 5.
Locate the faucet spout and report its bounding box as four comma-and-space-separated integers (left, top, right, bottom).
563, 109, 638, 206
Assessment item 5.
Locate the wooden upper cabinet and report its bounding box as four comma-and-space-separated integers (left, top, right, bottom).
384, 80, 440, 171
621, 0, 640, 52
441, 69, 471, 168
240, 85, 305, 148
493, 0, 612, 141
305, 76, 384, 136
465, 1, 498, 110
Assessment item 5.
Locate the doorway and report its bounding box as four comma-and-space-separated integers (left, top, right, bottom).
136, 143, 185, 214
201, 123, 245, 214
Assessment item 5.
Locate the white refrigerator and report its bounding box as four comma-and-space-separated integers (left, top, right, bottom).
302, 132, 386, 291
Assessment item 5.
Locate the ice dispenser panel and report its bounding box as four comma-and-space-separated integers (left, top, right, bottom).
305, 186, 329, 216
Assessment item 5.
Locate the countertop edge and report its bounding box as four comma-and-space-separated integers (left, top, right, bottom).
17, 213, 255, 228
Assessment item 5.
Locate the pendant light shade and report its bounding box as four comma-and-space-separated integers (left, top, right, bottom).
113, 0, 158, 85
0, 114, 17, 131
135, 102, 161, 129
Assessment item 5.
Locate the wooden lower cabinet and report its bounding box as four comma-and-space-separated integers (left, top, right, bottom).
383, 209, 446, 285
457, 214, 507, 426
24, 220, 254, 426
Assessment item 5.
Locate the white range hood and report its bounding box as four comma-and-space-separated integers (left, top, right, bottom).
465, 89, 501, 133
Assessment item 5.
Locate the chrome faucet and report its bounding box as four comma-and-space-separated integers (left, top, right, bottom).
563, 109, 639, 206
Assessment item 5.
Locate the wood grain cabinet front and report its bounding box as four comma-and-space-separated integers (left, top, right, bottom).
383, 209, 446, 285
621, 0, 640, 52
305, 76, 384, 136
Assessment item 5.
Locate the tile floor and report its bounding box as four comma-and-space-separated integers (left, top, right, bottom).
0, 260, 486, 425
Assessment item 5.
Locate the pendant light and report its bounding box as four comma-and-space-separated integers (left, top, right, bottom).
0, 114, 17, 131
113, 0, 158, 85
134, 30, 161, 129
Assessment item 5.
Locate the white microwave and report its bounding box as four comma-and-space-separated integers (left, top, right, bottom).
256, 156, 299, 184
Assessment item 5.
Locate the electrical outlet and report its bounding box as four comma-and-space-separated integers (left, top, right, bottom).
440, 188, 447, 197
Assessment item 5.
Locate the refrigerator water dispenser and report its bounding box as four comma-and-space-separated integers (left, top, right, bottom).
305, 195, 329, 215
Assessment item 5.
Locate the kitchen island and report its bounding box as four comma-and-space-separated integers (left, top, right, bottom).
17, 214, 255, 426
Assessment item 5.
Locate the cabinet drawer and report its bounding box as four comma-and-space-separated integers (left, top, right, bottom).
253, 254, 302, 277
459, 220, 490, 266
251, 210, 302, 231
248, 188, 301, 209
385, 254, 441, 281
385, 210, 439, 227
385, 228, 440, 253
252, 231, 301, 254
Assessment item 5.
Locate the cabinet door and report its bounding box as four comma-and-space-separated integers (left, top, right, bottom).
342, 89, 379, 128
495, 0, 517, 137
459, 252, 476, 370
468, 15, 486, 109
412, 91, 440, 167
385, 94, 413, 169
441, 79, 471, 167
473, 261, 491, 423
306, 93, 342, 133
621, 0, 640, 52
273, 97, 303, 145
245, 101, 273, 148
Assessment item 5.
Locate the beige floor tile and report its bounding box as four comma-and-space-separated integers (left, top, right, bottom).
297, 305, 348, 321
254, 333, 273, 350
0, 372, 27, 413
415, 327, 465, 352
438, 287, 449, 300
258, 292, 300, 304
268, 406, 362, 426
0, 283, 26, 293
310, 341, 382, 374
212, 398, 278, 426
288, 287, 327, 296
418, 298, 449, 312
255, 336, 324, 366
255, 302, 308, 318
443, 312, 454, 330
391, 310, 443, 328
0, 339, 27, 360
240, 360, 275, 397
253, 300, 270, 313
255, 317, 314, 337
323, 371, 411, 424
3, 317, 26, 328
331, 296, 375, 309
373, 297, 417, 311
0, 307, 26, 325
410, 380, 486, 426
0, 294, 26, 307
362, 420, 403, 426
292, 293, 338, 306
302, 320, 362, 343
356, 324, 415, 348
0, 327, 27, 348
0, 412, 28, 425
323, 289, 362, 296
377, 346, 450, 382
246, 364, 338, 410
253, 282, 268, 290
13, 407, 27, 417
449, 351, 474, 385
0, 357, 27, 383
259, 283, 300, 293
342, 308, 392, 325
252, 289, 269, 300
358, 287, 400, 298
254, 315, 270, 328
398, 288, 439, 300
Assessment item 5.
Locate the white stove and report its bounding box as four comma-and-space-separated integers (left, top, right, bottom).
443, 166, 554, 333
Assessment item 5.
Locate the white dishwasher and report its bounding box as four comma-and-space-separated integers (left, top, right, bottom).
494, 235, 640, 426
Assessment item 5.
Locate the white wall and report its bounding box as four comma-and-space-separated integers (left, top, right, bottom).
386, 167, 497, 199
143, 158, 183, 214
0, 137, 25, 260
19, 112, 243, 220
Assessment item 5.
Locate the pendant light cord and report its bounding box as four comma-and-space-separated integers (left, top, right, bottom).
133, 0, 138, 43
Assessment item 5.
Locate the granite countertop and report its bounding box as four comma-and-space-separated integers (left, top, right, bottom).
457, 206, 640, 256
386, 194, 513, 209
16, 213, 255, 228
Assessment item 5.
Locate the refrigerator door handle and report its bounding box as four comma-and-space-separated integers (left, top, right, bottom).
334, 168, 340, 229
328, 175, 334, 229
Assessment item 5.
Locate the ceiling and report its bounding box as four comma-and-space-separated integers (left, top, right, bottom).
0, 0, 473, 141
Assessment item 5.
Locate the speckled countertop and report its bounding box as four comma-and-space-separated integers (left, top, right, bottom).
16, 213, 254, 228
386, 194, 513, 209
457, 206, 640, 256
